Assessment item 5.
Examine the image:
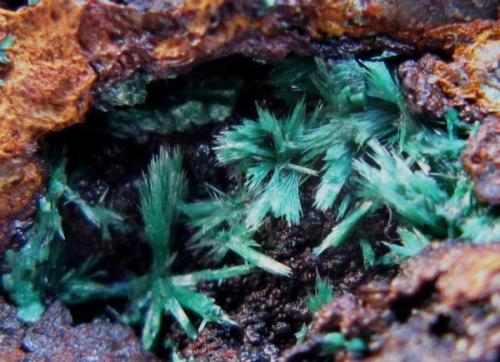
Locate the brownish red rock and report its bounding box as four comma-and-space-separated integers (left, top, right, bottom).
399, 55, 455, 119
463, 116, 500, 205
284, 242, 500, 362
0, 0, 95, 226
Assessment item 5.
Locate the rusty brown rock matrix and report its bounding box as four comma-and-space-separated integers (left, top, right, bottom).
285, 242, 500, 362
0, 0, 498, 226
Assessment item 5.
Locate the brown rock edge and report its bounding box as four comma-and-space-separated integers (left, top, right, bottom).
284, 242, 500, 362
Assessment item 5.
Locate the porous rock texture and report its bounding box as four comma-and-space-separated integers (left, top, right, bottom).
0, 298, 158, 361
284, 242, 500, 362
398, 28, 500, 204
0, 0, 498, 234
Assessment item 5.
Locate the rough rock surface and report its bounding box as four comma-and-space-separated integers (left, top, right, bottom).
172, 195, 395, 360
0, 0, 497, 228
399, 55, 455, 119
399, 28, 500, 204
0, 298, 158, 361
284, 242, 500, 362
463, 115, 500, 205
400, 23, 499, 121
0, 0, 94, 223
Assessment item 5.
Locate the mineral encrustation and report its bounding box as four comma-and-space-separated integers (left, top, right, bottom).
0, 0, 497, 228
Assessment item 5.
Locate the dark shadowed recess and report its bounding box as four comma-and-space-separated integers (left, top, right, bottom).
0, 0, 30, 10
39, 56, 273, 290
